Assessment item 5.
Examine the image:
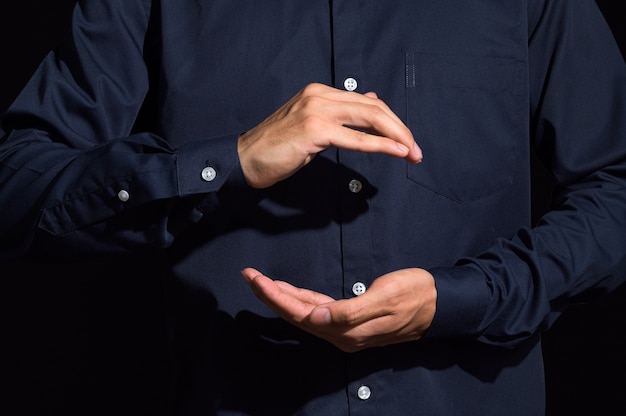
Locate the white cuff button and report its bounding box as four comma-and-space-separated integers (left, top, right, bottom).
201, 166, 217, 182
117, 190, 130, 202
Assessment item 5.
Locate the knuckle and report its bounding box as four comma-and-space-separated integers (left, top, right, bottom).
300, 113, 325, 131
368, 104, 386, 120
337, 305, 363, 326
302, 82, 326, 96
299, 94, 324, 110
353, 130, 369, 147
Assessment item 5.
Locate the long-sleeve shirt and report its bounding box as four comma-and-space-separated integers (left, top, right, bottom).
1, 0, 626, 414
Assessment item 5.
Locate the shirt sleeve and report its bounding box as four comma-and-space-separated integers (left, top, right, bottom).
426, 0, 626, 347
0, 0, 250, 260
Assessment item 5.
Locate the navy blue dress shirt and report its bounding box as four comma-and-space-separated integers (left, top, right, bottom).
1, 0, 626, 414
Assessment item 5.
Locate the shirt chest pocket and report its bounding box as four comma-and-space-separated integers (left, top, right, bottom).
405, 52, 525, 203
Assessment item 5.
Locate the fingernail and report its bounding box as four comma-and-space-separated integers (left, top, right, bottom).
414, 143, 423, 162
311, 307, 331, 325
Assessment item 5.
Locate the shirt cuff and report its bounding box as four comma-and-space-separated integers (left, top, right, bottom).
423, 264, 490, 340
176, 133, 241, 196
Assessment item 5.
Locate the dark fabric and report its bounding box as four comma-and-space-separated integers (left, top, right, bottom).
1, 1, 626, 415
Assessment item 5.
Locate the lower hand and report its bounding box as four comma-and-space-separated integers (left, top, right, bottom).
241, 267, 437, 352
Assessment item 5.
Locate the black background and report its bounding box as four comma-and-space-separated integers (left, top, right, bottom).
1, 1, 625, 415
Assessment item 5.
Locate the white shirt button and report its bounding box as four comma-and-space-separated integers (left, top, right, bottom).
117, 190, 130, 202
201, 166, 217, 182
357, 385, 371, 400
344, 77, 358, 91
348, 179, 363, 193
352, 282, 367, 296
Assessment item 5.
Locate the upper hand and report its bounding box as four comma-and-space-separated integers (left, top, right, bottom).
238, 83, 423, 189
241, 267, 437, 352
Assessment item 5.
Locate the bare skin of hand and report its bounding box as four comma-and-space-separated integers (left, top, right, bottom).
238, 83, 423, 189
241, 267, 437, 352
